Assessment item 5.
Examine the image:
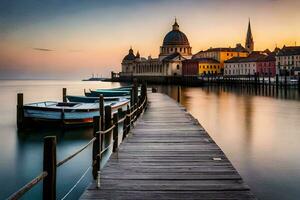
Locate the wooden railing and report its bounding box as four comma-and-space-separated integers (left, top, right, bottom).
7, 82, 148, 200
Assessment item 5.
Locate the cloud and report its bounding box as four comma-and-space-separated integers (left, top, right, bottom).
33, 48, 54, 51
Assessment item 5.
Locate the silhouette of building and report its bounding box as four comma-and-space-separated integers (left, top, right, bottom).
121, 19, 192, 76
245, 19, 254, 52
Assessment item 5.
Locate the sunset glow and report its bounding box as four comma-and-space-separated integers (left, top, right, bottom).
1, 0, 300, 79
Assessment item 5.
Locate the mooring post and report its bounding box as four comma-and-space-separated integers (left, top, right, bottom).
104, 105, 112, 149
43, 136, 57, 200
62, 88, 67, 103
92, 116, 100, 181
17, 93, 24, 130
177, 85, 181, 103
113, 113, 118, 152
298, 76, 300, 93
276, 74, 279, 90
99, 95, 104, 131
130, 87, 134, 107
133, 79, 138, 105
125, 105, 130, 138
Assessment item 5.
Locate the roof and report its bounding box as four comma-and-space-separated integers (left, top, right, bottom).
123, 48, 136, 61
277, 46, 300, 56
162, 20, 190, 46
195, 45, 248, 55
162, 52, 184, 61
225, 52, 267, 63
183, 58, 220, 64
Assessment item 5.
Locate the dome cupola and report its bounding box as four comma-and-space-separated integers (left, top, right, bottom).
123, 47, 136, 61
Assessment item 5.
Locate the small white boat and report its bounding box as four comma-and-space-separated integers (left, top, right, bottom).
23, 98, 129, 126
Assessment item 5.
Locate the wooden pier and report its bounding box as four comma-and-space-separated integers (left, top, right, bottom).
80, 92, 256, 200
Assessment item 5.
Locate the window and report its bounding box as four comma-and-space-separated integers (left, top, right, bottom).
177, 64, 180, 70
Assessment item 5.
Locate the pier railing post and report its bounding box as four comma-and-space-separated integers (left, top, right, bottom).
92, 116, 100, 180
62, 88, 67, 103
113, 113, 118, 152
104, 105, 112, 153
43, 136, 57, 200
99, 95, 104, 152
17, 93, 24, 130
177, 85, 181, 103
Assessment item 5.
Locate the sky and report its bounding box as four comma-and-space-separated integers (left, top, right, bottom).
0, 0, 300, 79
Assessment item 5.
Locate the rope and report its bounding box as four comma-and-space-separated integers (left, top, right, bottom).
100, 141, 115, 155
60, 166, 91, 200
57, 138, 96, 167
6, 171, 48, 200
97, 124, 115, 135
117, 116, 126, 123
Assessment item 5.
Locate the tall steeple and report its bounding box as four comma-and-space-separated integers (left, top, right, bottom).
245, 19, 254, 52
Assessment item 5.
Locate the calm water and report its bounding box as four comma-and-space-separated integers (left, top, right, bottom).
0, 80, 124, 200
0, 81, 300, 199
159, 85, 300, 200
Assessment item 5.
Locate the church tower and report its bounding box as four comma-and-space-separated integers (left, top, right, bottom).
245, 19, 254, 52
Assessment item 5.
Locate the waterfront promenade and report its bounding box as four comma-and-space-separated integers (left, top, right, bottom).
80, 92, 256, 200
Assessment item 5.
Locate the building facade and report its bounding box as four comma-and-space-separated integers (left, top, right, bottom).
121, 19, 192, 77
192, 44, 249, 74
276, 46, 300, 76
224, 52, 266, 76
182, 58, 221, 76
256, 54, 276, 77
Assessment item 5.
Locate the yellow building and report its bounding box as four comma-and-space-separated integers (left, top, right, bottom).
193, 44, 249, 73
197, 58, 221, 75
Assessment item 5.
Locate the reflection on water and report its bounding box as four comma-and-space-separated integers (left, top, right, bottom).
156, 85, 300, 200
0, 80, 124, 200
1, 81, 300, 200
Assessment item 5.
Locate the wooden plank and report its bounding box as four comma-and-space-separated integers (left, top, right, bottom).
80, 92, 256, 200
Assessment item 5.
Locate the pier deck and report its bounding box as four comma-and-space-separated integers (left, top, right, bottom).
80, 92, 256, 200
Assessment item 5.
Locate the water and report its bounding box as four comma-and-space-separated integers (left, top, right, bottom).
0, 80, 123, 200
1, 81, 300, 199
158, 85, 300, 200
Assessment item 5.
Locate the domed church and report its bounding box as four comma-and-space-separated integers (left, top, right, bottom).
121, 19, 192, 76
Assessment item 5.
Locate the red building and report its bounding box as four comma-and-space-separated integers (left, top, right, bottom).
182, 59, 199, 76
256, 54, 276, 77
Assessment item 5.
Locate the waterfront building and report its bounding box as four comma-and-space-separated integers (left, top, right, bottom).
224, 52, 266, 76
121, 19, 192, 77
193, 44, 249, 74
256, 54, 276, 77
182, 58, 221, 76
276, 46, 300, 75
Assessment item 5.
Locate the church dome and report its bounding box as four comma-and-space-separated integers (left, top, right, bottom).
123, 48, 136, 61
163, 20, 190, 46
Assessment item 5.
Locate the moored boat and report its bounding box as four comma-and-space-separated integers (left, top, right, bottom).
66, 95, 125, 103
23, 98, 129, 126
87, 89, 130, 97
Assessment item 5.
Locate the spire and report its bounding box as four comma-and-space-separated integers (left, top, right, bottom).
136, 51, 140, 58
245, 19, 254, 52
129, 46, 134, 54
172, 18, 179, 31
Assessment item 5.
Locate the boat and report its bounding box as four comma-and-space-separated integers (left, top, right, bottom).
86, 89, 130, 97
66, 95, 127, 103
23, 98, 129, 126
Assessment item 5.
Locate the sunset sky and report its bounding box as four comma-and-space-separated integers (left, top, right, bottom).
1, 0, 300, 79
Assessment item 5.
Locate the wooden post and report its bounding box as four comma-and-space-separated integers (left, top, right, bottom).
113, 113, 118, 152
177, 85, 181, 103
92, 116, 100, 180
124, 105, 130, 139
99, 95, 104, 131
104, 105, 112, 147
133, 79, 138, 104
43, 136, 57, 200
17, 93, 24, 130
62, 88, 67, 103
276, 74, 279, 90
130, 88, 134, 107
298, 76, 300, 93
